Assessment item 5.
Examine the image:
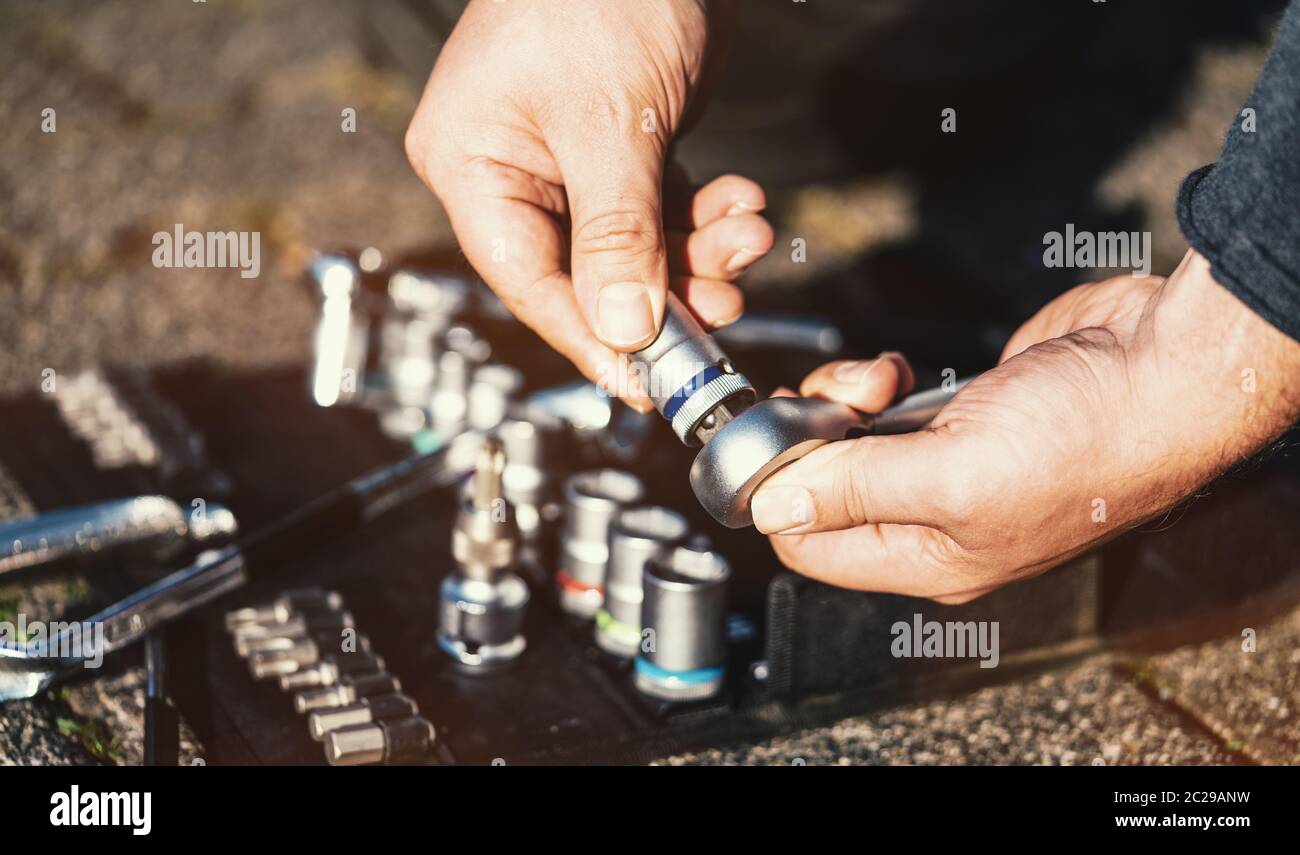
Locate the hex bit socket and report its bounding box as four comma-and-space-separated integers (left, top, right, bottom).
308, 692, 419, 741
224, 588, 344, 630
278, 651, 386, 691
248, 630, 368, 680
294, 671, 402, 713
324, 716, 436, 766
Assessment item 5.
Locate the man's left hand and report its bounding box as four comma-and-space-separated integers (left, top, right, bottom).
752, 250, 1300, 602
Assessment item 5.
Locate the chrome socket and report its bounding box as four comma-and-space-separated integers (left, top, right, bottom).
467, 364, 524, 433
438, 437, 529, 669
387, 269, 470, 324
556, 469, 646, 618
494, 418, 548, 547
437, 575, 529, 669
636, 542, 731, 702
382, 269, 471, 411
429, 326, 491, 438
595, 506, 690, 659
630, 294, 756, 447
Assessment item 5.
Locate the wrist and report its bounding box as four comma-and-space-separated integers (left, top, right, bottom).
1142, 250, 1300, 471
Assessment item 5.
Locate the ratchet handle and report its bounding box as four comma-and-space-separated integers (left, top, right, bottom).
858, 376, 971, 435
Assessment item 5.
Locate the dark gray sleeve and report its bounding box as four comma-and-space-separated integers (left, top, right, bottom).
1177, 2, 1300, 342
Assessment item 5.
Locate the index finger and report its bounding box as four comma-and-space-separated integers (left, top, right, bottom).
435, 168, 619, 384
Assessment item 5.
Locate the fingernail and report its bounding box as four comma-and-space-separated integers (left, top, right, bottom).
596, 282, 655, 347
725, 248, 764, 272
726, 200, 764, 216
712, 309, 744, 328
751, 485, 815, 534
833, 360, 879, 384
626, 396, 655, 414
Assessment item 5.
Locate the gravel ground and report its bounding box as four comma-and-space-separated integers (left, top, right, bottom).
664, 659, 1239, 767
1, 0, 1294, 765
1139, 607, 1299, 765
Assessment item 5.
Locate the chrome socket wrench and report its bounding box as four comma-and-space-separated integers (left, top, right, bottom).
556, 469, 646, 618
436, 437, 530, 670
308, 691, 419, 741
635, 542, 731, 702
0, 495, 237, 579
632, 294, 970, 528
595, 506, 689, 659
323, 715, 436, 766
294, 671, 402, 713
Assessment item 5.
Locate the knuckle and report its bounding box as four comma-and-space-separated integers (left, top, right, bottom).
403, 124, 427, 180
572, 209, 662, 260
840, 450, 875, 526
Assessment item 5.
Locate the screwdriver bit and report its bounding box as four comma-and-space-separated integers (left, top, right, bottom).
324, 716, 436, 766
308, 692, 419, 740
248, 630, 368, 680
294, 671, 402, 713
278, 651, 386, 691
230, 606, 354, 648
224, 588, 344, 630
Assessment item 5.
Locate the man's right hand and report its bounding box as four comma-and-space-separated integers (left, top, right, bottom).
405, 0, 771, 408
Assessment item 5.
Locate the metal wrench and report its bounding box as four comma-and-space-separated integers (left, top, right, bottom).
0, 443, 473, 701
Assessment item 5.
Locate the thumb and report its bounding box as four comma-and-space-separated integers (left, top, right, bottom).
749, 430, 962, 536
558, 125, 669, 352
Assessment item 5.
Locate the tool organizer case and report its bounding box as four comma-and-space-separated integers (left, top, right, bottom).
4, 348, 1298, 764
